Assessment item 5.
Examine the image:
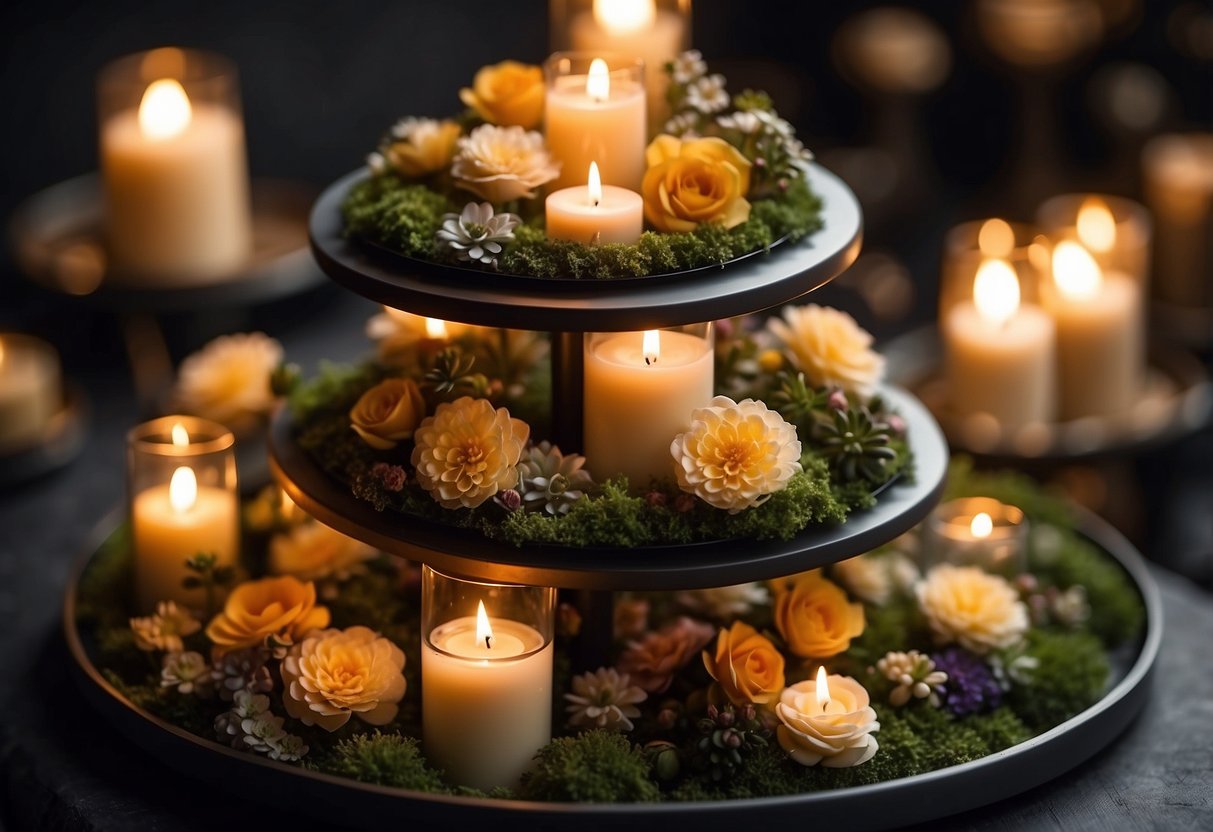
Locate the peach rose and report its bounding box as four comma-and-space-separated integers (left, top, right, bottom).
281, 626, 407, 732
702, 620, 786, 706
771, 571, 865, 659
384, 117, 462, 177
349, 378, 427, 450
642, 134, 752, 233
205, 576, 330, 656
459, 60, 545, 129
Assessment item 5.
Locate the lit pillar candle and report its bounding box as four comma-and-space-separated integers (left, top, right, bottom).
545, 54, 647, 192
1142, 133, 1213, 308
1043, 241, 1143, 420
129, 418, 239, 613
99, 49, 251, 282
924, 497, 1028, 576
943, 258, 1056, 428
0, 334, 62, 449
1036, 194, 1151, 285
568, 0, 689, 122
546, 161, 644, 244
584, 326, 714, 488
422, 571, 555, 791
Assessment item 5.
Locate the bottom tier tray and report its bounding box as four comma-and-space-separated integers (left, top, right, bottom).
64, 504, 1159, 832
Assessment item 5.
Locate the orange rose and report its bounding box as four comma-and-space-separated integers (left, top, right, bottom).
349, 378, 427, 450
459, 60, 545, 129
642, 134, 752, 233
771, 571, 865, 659
702, 620, 786, 706
206, 576, 330, 655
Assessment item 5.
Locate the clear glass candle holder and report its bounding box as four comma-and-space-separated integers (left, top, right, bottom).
940, 218, 1048, 318
549, 0, 691, 122
1036, 193, 1152, 286
127, 415, 238, 613
583, 322, 714, 490
923, 497, 1028, 577
421, 566, 556, 791
97, 47, 252, 283
544, 51, 647, 192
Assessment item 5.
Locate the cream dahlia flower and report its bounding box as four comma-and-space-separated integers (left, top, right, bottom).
670, 396, 802, 513
451, 124, 560, 203
268, 521, 377, 583
281, 626, 406, 732
676, 582, 770, 620
174, 332, 283, 425
767, 305, 885, 396
565, 667, 647, 732
916, 564, 1029, 654
776, 672, 880, 767
410, 397, 529, 509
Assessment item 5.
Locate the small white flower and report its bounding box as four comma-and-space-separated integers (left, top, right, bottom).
366, 151, 387, 174
231, 689, 271, 720
676, 583, 770, 620
269, 733, 309, 762
130, 602, 201, 653
671, 49, 707, 84
160, 651, 211, 696
755, 109, 795, 138
242, 713, 288, 754
686, 73, 730, 114
436, 202, 521, 267
662, 111, 701, 139
565, 668, 647, 732
717, 110, 762, 135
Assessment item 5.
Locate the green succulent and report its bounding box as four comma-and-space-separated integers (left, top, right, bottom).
769, 371, 829, 429
691, 703, 769, 782
817, 406, 898, 484
424, 348, 491, 398
519, 441, 595, 516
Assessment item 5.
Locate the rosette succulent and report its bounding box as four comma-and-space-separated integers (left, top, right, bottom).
518, 441, 594, 515
817, 405, 898, 484
435, 202, 521, 267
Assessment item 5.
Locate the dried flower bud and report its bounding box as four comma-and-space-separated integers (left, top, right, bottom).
827, 389, 849, 411
644, 741, 682, 781
674, 493, 697, 513
495, 489, 523, 512
645, 490, 669, 508
887, 413, 907, 436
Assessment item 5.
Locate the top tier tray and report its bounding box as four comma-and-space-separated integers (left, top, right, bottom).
309, 162, 863, 332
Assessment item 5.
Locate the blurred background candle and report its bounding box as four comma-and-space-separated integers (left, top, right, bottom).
421, 567, 555, 791
545, 52, 646, 192
98, 47, 252, 283
584, 324, 713, 489
0, 334, 62, 449
924, 497, 1029, 576
1043, 241, 1144, 420
1142, 133, 1213, 310
1036, 194, 1152, 286
128, 416, 238, 613
545, 161, 644, 244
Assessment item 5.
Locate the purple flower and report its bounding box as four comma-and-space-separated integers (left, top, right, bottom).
673, 493, 697, 513
931, 647, 1002, 717
494, 488, 523, 512
371, 462, 407, 492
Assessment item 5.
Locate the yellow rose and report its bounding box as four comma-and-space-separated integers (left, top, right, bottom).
349, 378, 427, 450
206, 576, 330, 656
771, 571, 865, 659
702, 620, 786, 706
459, 60, 544, 129
642, 134, 753, 233
385, 118, 462, 177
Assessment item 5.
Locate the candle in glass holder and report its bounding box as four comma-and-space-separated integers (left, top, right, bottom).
923, 497, 1028, 576
0, 334, 62, 449
1036, 194, 1151, 285
584, 325, 713, 488
1142, 133, 1213, 309
545, 53, 647, 192
128, 416, 239, 612
421, 567, 555, 791
98, 48, 251, 283
1042, 241, 1143, 420
546, 161, 644, 244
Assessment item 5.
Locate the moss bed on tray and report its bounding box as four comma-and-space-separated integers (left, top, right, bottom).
75, 461, 1144, 804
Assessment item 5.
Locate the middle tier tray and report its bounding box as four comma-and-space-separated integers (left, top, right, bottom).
269, 385, 947, 590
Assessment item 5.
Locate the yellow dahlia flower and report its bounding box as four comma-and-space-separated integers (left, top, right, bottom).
410, 396, 529, 509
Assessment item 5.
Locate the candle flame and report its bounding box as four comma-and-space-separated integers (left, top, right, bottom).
593, 0, 656, 34
815, 666, 831, 710
169, 465, 197, 513
475, 600, 494, 650
642, 329, 660, 365
973, 258, 1020, 326
171, 422, 189, 446
977, 218, 1015, 259
588, 161, 603, 207
1052, 241, 1103, 300
138, 79, 192, 140
970, 512, 994, 539
1076, 197, 1116, 253
587, 58, 611, 103
425, 317, 448, 339
0, 339, 5, 367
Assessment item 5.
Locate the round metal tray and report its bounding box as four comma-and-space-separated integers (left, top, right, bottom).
267, 385, 949, 590
309, 163, 863, 332
63, 505, 1160, 832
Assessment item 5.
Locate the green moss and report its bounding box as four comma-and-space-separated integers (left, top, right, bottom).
519, 731, 660, 803
317, 733, 449, 792
76, 525, 135, 632
342, 177, 455, 259
1006, 629, 1109, 731
966, 707, 1033, 751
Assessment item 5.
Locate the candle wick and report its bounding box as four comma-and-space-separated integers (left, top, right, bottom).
645, 355, 657, 366
484, 635, 492, 650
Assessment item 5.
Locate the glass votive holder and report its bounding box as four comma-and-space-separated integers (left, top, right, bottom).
127, 415, 238, 614
923, 497, 1028, 577
421, 565, 556, 791
583, 322, 714, 490
1036, 193, 1152, 285
0, 333, 63, 451
1142, 133, 1213, 309
97, 47, 252, 283
940, 218, 1048, 318
544, 51, 647, 192
549, 0, 691, 123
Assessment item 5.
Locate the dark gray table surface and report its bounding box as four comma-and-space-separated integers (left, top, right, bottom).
1, 293, 1210, 832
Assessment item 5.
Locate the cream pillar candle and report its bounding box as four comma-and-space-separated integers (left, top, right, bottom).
1142, 133, 1213, 308
584, 327, 714, 488
943, 258, 1056, 428
0, 335, 61, 448
546, 161, 644, 244
422, 603, 554, 791
545, 55, 647, 192
99, 50, 252, 283
1043, 242, 1143, 420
